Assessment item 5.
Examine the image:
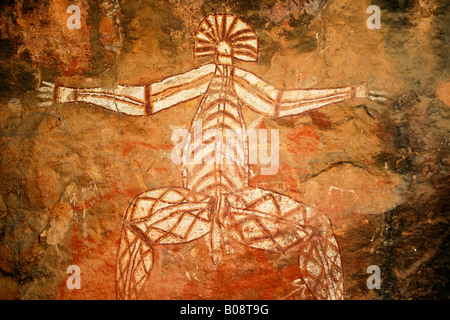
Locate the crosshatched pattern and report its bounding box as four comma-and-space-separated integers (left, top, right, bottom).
225, 188, 344, 300
116, 187, 213, 300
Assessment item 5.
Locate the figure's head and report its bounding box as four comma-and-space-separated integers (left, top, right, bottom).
194, 13, 258, 65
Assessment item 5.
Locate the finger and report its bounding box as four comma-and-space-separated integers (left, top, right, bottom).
38, 101, 53, 107
37, 93, 52, 99
38, 86, 53, 93
369, 96, 386, 102
369, 90, 387, 97
42, 81, 55, 87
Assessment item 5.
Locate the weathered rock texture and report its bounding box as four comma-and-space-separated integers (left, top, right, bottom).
0, 0, 448, 299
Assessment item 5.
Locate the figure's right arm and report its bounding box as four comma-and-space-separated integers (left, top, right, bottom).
37, 63, 216, 116
52, 83, 147, 116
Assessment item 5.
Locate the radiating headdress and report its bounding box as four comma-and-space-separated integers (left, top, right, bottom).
194, 13, 259, 65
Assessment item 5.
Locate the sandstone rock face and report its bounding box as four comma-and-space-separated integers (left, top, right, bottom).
0, 0, 448, 300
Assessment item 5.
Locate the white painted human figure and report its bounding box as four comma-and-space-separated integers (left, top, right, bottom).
38, 13, 386, 300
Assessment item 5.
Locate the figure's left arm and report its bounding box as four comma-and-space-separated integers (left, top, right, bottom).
233, 67, 386, 118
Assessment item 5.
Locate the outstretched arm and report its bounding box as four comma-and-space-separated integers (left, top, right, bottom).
233, 67, 386, 118
38, 63, 216, 116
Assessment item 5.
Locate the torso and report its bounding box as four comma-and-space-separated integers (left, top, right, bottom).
182, 64, 248, 199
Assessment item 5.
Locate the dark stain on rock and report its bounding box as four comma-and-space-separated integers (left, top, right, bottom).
0, 38, 17, 62
372, 0, 415, 12
0, 38, 35, 100
390, 92, 420, 174
378, 206, 402, 299
283, 13, 317, 53
201, 0, 263, 17
118, 0, 141, 54
155, 5, 184, 55
86, 0, 107, 76
258, 34, 280, 66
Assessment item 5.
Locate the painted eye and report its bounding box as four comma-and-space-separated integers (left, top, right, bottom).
217, 41, 231, 54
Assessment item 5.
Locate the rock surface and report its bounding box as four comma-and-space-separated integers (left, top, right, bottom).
0, 0, 448, 299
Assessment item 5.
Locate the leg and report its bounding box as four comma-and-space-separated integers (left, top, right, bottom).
297, 210, 343, 300
225, 187, 343, 300
116, 187, 213, 300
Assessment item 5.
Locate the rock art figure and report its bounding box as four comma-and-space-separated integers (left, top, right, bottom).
38, 13, 385, 300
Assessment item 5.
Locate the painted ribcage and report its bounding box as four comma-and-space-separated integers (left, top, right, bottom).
182, 75, 248, 198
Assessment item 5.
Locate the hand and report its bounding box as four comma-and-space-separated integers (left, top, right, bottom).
37, 81, 55, 107
354, 82, 387, 102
